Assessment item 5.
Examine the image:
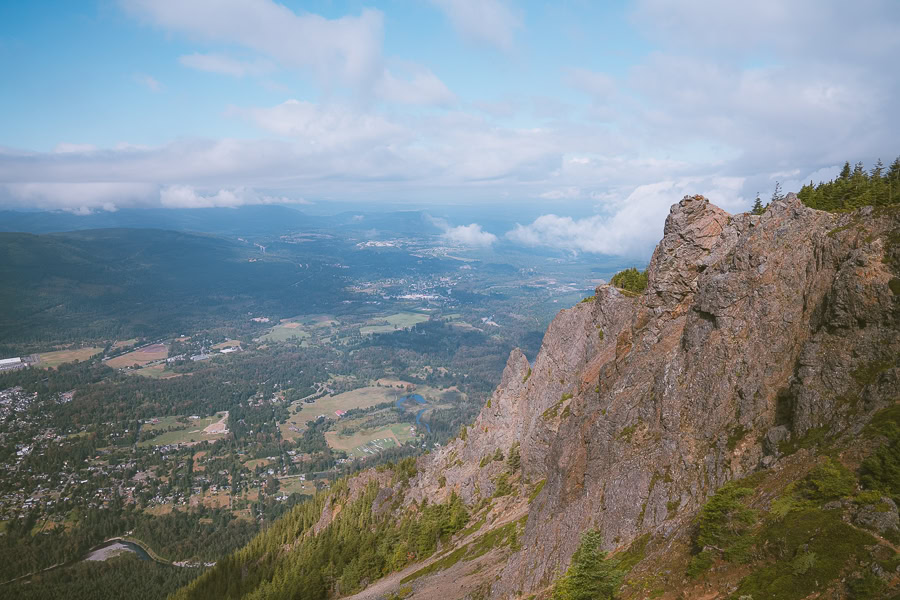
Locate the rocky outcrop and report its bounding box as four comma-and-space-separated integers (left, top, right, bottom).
401, 194, 900, 598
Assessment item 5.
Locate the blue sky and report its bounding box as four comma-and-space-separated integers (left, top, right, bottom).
1, 1, 898, 255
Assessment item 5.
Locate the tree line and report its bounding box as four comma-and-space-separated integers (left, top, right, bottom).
799, 157, 900, 212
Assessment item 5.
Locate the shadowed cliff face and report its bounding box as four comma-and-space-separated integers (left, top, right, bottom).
403, 194, 900, 597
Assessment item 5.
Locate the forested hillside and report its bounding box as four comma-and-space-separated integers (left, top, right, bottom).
0, 229, 346, 350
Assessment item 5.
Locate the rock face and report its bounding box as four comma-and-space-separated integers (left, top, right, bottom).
404, 194, 900, 598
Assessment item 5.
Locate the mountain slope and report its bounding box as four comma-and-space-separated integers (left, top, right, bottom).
175, 194, 900, 600
0, 228, 346, 349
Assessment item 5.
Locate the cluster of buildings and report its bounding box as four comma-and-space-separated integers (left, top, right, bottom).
0, 356, 37, 372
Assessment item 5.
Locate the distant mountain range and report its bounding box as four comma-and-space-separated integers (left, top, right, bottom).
0, 205, 447, 237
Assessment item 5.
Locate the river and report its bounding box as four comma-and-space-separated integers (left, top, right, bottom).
396, 394, 431, 433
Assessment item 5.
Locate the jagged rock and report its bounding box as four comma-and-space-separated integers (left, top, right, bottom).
763, 425, 790, 456
396, 193, 900, 599
855, 496, 900, 534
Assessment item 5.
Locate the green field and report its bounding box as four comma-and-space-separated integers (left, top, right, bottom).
139, 412, 228, 447
257, 322, 311, 343
278, 477, 317, 496
359, 311, 429, 335
142, 415, 195, 432
325, 423, 416, 457
38, 347, 103, 368
279, 385, 404, 439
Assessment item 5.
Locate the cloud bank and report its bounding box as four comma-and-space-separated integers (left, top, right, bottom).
1, 1, 898, 259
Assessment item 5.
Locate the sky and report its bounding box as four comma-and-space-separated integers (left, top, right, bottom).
0, 0, 898, 256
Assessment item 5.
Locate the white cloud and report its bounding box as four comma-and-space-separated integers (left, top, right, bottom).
123, 0, 453, 106
2, 182, 157, 213
508, 176, 745, 256
159, 185, 310, 209
427, 215, 497, 247
178, 53, 274, 77
123, 0, 383, 87
539, 187, 582, 200
235, 100, 409, 149
134, 73, 162, 92
565, 67, 616, 101
442, 223, 497, 247
625, 0, 900, 177
429, 0, 522, 52
375, 64, 457, 107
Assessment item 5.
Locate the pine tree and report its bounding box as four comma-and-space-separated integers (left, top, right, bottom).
839, 161, 852, 180
507, 442, 521, 471
750, 194, 765, 215
770, 181, 784, 204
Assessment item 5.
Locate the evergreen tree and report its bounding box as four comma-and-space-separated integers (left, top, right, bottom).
770, 181, 784, 204
839, 161, 852, 180
798, 156, 900, 211
551, 530, 624, 600
507, 442, 521, 472
750, 194, 765, 215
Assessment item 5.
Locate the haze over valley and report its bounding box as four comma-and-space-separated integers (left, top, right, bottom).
1, 2, 899, 600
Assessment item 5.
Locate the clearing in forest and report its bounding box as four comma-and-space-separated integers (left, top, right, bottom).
106, 343, 168, 368
257, 322, 311, 343
279, 385, 403, 439
325, 423, 417, 457
359, 311, 429, 335
38, 347, 103, 368
138, 412, 228, 447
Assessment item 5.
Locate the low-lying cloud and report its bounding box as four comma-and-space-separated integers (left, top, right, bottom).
427, 215, 497, 247
509, 176, 746, 256
442, 223, 497, 247
159, 185, 303, 209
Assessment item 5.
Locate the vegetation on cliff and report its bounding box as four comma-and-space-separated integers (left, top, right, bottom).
172, 469, 470, 600
680, 442, 900, 600
609, 268, 648, 295
799, 156, 900, 211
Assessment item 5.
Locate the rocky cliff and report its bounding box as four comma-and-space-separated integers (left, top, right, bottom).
176, 194, 900, 600
396, 193, 900, 599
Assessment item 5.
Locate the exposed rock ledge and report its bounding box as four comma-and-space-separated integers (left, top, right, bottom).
400, 194, 899, 598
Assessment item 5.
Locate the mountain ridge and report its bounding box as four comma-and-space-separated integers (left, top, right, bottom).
175, 193, 900, 600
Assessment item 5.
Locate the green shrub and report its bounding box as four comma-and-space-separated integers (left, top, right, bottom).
551, 530, 624, 600
528, 479, 546, 504
492, 473, 513, 498
686, 550, 714, 579
618, 423, 638, 443
847, 571, 887, 599
860, 405, 900, 502
690, 482, 757, 574
732, 509, 876, 600
796, 458, 855, 502
609, 268, 648, 295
